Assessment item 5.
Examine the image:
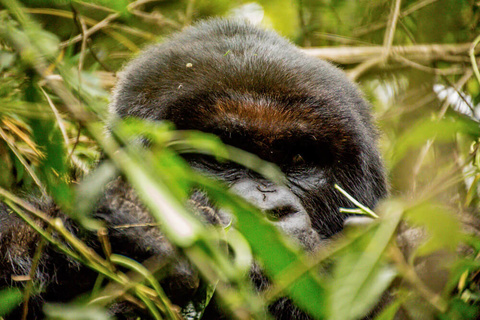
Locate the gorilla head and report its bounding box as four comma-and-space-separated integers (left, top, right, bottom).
107, 19, 388, 318
110, 19, 387, 245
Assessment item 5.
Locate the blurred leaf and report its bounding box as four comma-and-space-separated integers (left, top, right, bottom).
75, 160, 117, 228
389, 117, 480, 167
0, 287, 22, 316
328, 201, 403, 320
0, 51, 16, 72
374, 298, 403, 320
258, 0, 298, 37
201, 176, 328, 319
404, 202, 462, 257
27, 94, 74, 213
44, 304, 111, 320
118, 118, 284, 185
438, 298, 479, 320
331, 256, 397, 320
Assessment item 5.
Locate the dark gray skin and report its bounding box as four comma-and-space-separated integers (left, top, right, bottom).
0, 19, 387, 319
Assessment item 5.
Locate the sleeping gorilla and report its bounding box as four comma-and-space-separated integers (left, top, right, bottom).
0, 19, 387, 319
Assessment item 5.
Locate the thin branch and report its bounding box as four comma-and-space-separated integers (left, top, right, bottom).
411, 70, 473, 190
469, 33, 480, 85
0, 127, 45, 191
388, 245, 448, 313
393, 54, 465, 75
21, 236, 48, 320
383, 0, 402, 59
347, 57, 384, 81
303, 43, 474, 65
77, 16, 88, 77
184, 0, 196, 26
60, 12, 120, 48
354, 0, 439, 37
38, 87, 69, 146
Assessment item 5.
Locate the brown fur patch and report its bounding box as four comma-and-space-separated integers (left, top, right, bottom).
208, 98, 318, 143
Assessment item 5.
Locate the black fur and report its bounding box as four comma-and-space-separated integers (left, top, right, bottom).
0, 19, 387, 319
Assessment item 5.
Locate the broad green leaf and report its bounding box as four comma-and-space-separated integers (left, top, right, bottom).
328, 201, 403, 320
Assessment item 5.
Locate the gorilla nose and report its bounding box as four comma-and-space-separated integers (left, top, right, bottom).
229, 179, 314, 238
229, 179, 304, 216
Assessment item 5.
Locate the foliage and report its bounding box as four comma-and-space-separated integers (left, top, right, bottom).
0, 0, 479, 319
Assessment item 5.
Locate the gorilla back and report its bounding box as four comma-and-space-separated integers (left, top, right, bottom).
1, 19, 387, 319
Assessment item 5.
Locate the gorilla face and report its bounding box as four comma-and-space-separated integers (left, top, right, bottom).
111, 19, 388, 248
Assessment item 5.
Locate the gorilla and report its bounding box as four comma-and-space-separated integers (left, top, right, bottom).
0, 19, 387, 319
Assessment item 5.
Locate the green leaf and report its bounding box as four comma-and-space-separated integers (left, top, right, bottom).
0, 287, 22, 316
330, 255, 397, 320
438, 298, 479, 320
374, 298, 403, 320
389, 117, 479, 168
404, 202, 462, 257
28, 103, 74, 213
201, 177, 328, 319
328, 201, 403, 320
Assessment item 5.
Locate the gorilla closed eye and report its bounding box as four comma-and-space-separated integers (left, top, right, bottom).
265, 205, 298, 221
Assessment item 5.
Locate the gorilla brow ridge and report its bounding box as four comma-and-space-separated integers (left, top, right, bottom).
208, 97, 320, 141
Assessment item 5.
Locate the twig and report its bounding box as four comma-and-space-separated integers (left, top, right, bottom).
26, 8, 155, 41
347, 57, 384, 80
469, 33, 480, 85
303, 43, 473, 65
60, 12, 120, 48
39, 86, 69, 147
383, 0, 402, 59
21, 235, 48, 320
0, 127, 45, 191
184, 0, 196, 26
393, 54, 465, 75
75, 0, 116, 13
77, 16, 88, 79
411, 70, 474, 191
354, 0, 439, 37
388, 244, 448, 313
334, 184, 379, 219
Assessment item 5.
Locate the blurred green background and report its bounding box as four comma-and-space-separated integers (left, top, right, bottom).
0, 0, 480, 319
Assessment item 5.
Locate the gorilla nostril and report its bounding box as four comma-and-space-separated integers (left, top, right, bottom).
265, 205, 298, 221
